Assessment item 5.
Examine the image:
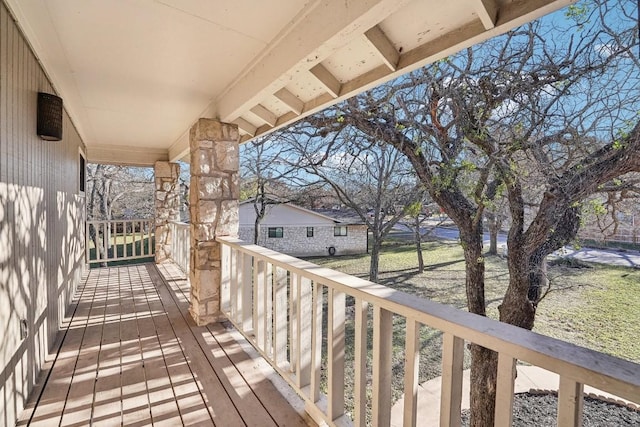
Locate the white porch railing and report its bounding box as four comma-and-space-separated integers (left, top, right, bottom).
169, 220, 190, 274
217, 236, 640, 427
86, 219, 154, 264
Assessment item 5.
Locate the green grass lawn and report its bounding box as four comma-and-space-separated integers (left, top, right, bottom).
314, 241, 640, 361
309, 241, 640, 422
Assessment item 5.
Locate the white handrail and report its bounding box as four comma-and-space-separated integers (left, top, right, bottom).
86, 219, 154, 264
217, 236, 640, 427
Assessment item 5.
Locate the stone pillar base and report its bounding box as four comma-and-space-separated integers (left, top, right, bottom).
189, 305, 221, 326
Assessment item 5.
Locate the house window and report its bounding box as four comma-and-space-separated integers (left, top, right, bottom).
334, 226, 348, 237
268, 227, 283, 238
307, 227, 314, 238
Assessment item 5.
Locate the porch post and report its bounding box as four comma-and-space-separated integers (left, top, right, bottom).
189, 118, 239, 325
154, 161, 181, 263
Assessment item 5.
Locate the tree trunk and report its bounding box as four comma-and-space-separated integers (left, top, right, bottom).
369, 239, 381, 282
415, 216, 424, 273
489, 231, 498, 255
470, 345, 498, 427
253, 218, 261, 244
416, 240, 424, 273
486, 213, 500, 255
461, 228, 486, 316
527, 251, 548, 302
500, 248, 537, 329
460, 222, 497, 427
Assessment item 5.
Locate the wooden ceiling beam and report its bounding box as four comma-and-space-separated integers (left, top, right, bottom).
309, 64, 341, 98
274, 88, 304, 115
475, 0, 499, 29
364, 25, 399, 71
234, 118, 257, 137
250, 104, 277, 127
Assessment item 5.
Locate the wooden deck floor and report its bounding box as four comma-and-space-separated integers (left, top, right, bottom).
18, 263, 309, 427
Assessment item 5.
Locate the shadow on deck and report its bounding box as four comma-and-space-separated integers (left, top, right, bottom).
18, 262, 310, 427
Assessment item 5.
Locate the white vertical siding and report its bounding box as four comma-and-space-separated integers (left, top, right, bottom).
0, 2, 86, 424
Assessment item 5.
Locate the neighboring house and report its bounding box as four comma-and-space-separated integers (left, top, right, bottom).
239, 202, 368, 257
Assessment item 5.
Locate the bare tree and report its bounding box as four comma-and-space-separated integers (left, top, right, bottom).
240, 136, 323, 244
86, 164, 154, 263
276, 122, 424, 282
86, 164, 154, 220
294, 1, 640, 424
404, 201, 428, 272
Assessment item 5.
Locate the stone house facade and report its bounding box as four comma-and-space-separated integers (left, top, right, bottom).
239, 202, 368, 257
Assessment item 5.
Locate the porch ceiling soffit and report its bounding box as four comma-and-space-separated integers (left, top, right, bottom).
86, 145, 168, 167
170, 0, 572, 161
5, 0, 573, 165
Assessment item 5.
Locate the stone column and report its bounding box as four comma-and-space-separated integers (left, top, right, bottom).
154, 161, 181, 263
189, 118, 239, 325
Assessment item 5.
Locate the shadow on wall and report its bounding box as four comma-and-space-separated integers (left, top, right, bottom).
0, 183, 85, 425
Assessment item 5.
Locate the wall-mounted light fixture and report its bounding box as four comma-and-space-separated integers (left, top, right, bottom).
37, 92, 63, 141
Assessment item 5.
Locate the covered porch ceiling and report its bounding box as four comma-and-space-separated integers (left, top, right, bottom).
6, 0, 573, 166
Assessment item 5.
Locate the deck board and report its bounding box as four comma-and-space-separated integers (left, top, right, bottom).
120, 267, 153, 427
19, 263, 309, 426
27, 279, 93, 427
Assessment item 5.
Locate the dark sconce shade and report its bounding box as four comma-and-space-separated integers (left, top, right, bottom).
37, 92, 63, 141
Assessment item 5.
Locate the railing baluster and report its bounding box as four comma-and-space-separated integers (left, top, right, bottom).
220, 242, 231, 314
440, 333, 464, 427
289, 273, 298, 373
229, 248, 238, 321
327, 287, 346, 421
372, 305, 392, 427
235, 249, 245, 326
296, 276, 312, 389
134, 220, 137, 256
143, 220, 148, 256
114, 221, 120, 260
126, 221, 130, 257
122, 221, 126, 258
404, 318, 420, 427
140, 220, 144, 256
85, 222, 90, 263
273, 266, 288, 367
96, 222, 103, 261
124, 221, 129, 257
132, 220, 137, 258
115, 221, 119, 256
264, 262, 273, 358
494, 352, 516, 427
310, 282, 324, 403
242, 253, 253, 333
354, 297, 368, 427
102, 222, 108, 262
558, 376, 584, 427
148, 219, 154, 257
254, 259, 264, 349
